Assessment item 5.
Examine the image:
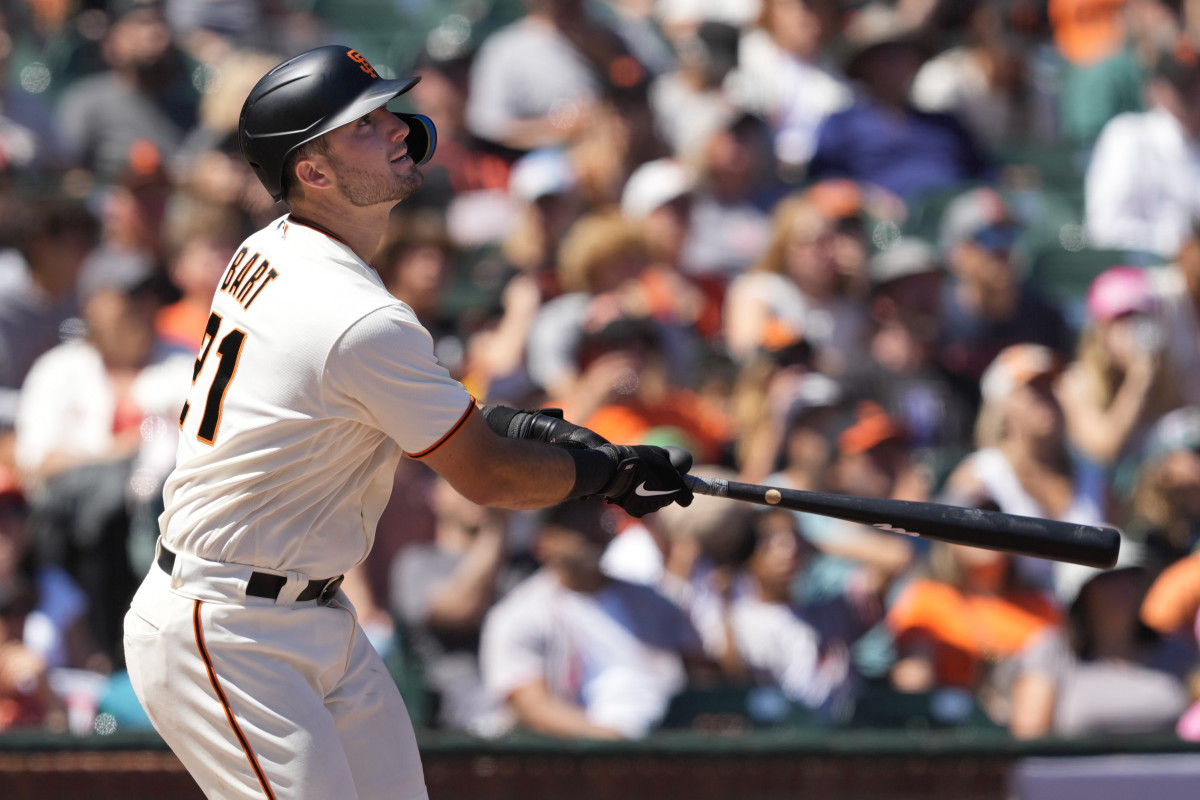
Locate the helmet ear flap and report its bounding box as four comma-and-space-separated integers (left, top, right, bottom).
396, 113, 437, 166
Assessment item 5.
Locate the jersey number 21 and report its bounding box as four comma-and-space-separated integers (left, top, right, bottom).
179, 311, 246, 444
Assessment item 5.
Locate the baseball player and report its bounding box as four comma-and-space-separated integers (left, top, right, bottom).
122, 45, 693, 800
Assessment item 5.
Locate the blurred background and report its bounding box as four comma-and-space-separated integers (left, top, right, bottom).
4, 0, 1200, 797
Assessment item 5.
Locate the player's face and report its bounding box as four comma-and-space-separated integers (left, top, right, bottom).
324, 106, 423, 207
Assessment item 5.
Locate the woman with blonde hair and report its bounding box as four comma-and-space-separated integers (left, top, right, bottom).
723, 193, 869, 375
940, 343, 1108, 601
1056, 266, 1183, 503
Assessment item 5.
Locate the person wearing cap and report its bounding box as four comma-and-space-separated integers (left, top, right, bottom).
479, 498, 707, 739
806, 4, 991, 204
1126, 406, 1200, 575
940, 343, 1108, 599
123, 45, 693, 799
842, 237, 975, 470
936, 186, 1073, 418
1056, 266, 1183, 487
620, 157, 714, 336
499, 147, 586, 278
1085, 38, 1200, 258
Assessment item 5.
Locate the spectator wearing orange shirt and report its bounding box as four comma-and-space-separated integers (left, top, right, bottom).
154, 207, 241, 353
886, 540, 1061, 725
577, 315, 732, 465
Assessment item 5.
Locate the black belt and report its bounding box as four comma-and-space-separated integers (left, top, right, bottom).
157, 545, 344, 603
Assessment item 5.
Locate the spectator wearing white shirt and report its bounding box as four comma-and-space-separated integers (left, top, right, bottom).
464, 0, 644, 153
1085, 45, 1200, 258
730, 0, 851, 174
480, 498, 707, 739
728, 507, 856, 717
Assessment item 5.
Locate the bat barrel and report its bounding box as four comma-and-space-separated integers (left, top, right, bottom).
682, 475, 1121, 569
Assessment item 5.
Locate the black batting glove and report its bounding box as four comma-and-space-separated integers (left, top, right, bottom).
592, 444, 694, 518
480, 405, 609, 449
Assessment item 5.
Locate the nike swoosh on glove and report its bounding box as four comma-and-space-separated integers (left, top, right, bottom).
594, 444, 693, 517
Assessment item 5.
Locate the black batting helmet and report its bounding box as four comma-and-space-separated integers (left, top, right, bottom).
239, 45, 437, 201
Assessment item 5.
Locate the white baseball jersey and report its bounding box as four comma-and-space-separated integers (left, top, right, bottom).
160, 215, 473, 579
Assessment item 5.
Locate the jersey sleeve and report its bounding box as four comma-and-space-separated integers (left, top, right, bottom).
324, 305, 473, 457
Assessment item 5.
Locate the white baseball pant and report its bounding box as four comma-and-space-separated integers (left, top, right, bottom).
123, 547, 428, 800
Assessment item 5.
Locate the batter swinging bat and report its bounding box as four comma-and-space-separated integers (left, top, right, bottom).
680, 474, 1120, 569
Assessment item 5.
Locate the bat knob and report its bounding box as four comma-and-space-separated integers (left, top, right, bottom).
663, 446, 693, 475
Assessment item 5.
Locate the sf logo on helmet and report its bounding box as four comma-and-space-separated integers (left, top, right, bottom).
347, 50, 377, 79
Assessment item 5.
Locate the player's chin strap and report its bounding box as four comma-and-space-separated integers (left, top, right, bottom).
395, 113, 437, 166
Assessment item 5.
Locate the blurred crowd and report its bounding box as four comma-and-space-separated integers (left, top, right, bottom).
3, 0, 1200, 745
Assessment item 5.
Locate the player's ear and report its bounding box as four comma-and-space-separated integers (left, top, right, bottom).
294, 154, 333, 192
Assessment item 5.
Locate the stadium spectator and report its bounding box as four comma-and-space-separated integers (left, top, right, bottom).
911, 0, 1030, 149
1052, 0, 1182, 145
728, 506, 858, 720
464, 0, 646, 153
574, 315, 731, 466
391, 478, 531, 736
171, 48, 281, 230
480, 498, 708, 739
1085, 39, 1200, 258
1012, 548, 1190, 739
939, 343, 1108, 600
731, 0, 850, 176
14, 257, 191, 669
526, 210, 699, 411
497, 147, 585, 286
825, 401, 926, 582
603, 464, 751, 669
55, 0, 199, 184
153, 204, 241, 353
679, 110, 777, 280
841, 237, 975, 471
1056, 266, 1182, 505
807, 4, 992, 205
1149, 219, 1200, 407
0, 198, 100, 455
619, 157, 716, 338
886, 540, 1061, 727
723, 193, 870, 375
936, 187, 1074, 418
649, 20, 742, 165
1125, 406, 1200, 575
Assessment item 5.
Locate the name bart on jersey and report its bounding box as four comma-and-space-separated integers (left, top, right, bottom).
219, 247, 279, 310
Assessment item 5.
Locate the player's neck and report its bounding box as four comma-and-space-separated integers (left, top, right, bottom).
287, 199, 390, 265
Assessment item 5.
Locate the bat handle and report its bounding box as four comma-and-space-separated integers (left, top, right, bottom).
684, 473, 723, 496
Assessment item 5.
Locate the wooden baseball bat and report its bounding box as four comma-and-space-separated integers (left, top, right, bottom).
681, 474, 1120, 569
